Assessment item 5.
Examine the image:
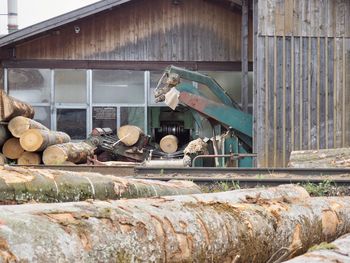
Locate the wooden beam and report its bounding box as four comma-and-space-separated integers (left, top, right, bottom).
241, 0, 249, 112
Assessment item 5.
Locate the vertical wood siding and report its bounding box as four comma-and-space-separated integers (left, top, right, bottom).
14, 0, 253, 62
255, 0, 350, 167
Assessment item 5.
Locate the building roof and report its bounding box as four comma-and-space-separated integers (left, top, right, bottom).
0, 0, 132, 47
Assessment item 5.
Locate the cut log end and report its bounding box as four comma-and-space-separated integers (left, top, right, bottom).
2, 138, 24, 159
117, 125, 143, 146
42, 146, 67, 165
160, 135, 178, 153
20, 129, 44, 152
17, 152, 41, 165
8, 116, 48, 138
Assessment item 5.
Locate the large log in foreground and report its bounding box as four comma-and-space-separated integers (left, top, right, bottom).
20, 129, 71, 152
288, 148, 350, 168
8, 116, 49, 138
284, 233, 350, 263
42, 141, 94, 165
0, 166, 201, 203
3, 186, 348, 262
0, 90, 34, 121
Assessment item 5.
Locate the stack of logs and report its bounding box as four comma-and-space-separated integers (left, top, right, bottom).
0, 91, 94, 165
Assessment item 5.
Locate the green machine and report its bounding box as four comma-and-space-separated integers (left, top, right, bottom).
154, 66, 255, 167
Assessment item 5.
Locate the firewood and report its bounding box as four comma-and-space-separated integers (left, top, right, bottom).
20, 129, 70, 152
0, 90, 34, 121
2, 138, 24, 159
8, 116, 48, 138
117, 125, 144, 146
160, 134, 178, 153
42, 141, 94, 165
17, 152, 41, 165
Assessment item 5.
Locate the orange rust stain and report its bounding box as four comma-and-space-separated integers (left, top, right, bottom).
322, 209, 339, 238
0, 237, 18, 262
289, 224, 303, 255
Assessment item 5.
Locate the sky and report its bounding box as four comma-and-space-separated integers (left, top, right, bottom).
0, 0, 100, 35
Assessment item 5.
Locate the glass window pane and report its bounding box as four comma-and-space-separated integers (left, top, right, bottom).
33, 106, 51, 129
92, 107, 117, 132
8, 68, 51, 103
92, 70, 144, 104
198, 71, 253, 104
57, 109, 86, 140
55, 69, 86, 103
120, 107, 144, 130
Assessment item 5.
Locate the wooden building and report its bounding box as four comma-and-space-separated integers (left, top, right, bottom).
0, 0, 253, 140
0, 0, 349, 167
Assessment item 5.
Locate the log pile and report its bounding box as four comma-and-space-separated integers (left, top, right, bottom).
2, 185, 350, 262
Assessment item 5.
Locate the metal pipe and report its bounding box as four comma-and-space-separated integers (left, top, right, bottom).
192, 153, 257, 167
7, 0, 18, 33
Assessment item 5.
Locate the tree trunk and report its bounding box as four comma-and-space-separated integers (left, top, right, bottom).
284, 233, 350, 263
160, 135, 178, 153
117, 125, 144, 146
0, 124, 10, 146
2, 185, 344, 263
0, 90, 34, 121
2, 138, 24, 159
20, 129, 71, 152
42, 141, 94, 165
0, 166, 201, 203
288, 148, 350, 168
8, 116, 49, 138
17, 152, 41, 165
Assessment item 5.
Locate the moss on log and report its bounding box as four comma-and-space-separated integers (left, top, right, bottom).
1, 185, 345, 262
284, 233, 350, 262
0, 166, 201, 203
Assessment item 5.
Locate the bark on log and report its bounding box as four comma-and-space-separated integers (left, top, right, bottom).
20, 129, 71, 152
1, 185, 343, 263
42, 141, 94, 165
288, 148, 350, 168
8, 116, 49, 138
117, 125, 144, 146
2, 138, 24, 159
0, 166, 201, 203
284, 233, 350, 263
17, 152, 41, 165
0, 153, 7, 165
160, 134, 178, 153
0, 124, 10, 146
0, 90, 34, 121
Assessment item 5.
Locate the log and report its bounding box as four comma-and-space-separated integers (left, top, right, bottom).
0, 166, 201, 203
0, 124, 10, 146
17, 152, 41, 165
184, 138, 209, 155
288, 148, 350, 168
284, 233, 350, 263
0, 153, 7, 165
2, 138, 24, 159
42, 141, 94, 165
160, 134, 178, 153
2, 185, 343, 262
0, 90, 34, 121
117, 125, 144, 146
8, 116, 49, 138
20, 129, 71, 152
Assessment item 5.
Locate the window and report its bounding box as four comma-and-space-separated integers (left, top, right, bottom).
33, 106, 51, 129
55, 69, 86, 103
120, 107, 145, 129
8, 68, 51, 103
57, 109, 87, 140
92, 70, 144, 104
92, 107, 117, 132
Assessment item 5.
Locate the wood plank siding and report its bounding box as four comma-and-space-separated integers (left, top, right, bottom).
254, 0, 350, 167
9, 0, 253, 62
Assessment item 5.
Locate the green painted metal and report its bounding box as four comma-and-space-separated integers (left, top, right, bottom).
165, 65, 241, 109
